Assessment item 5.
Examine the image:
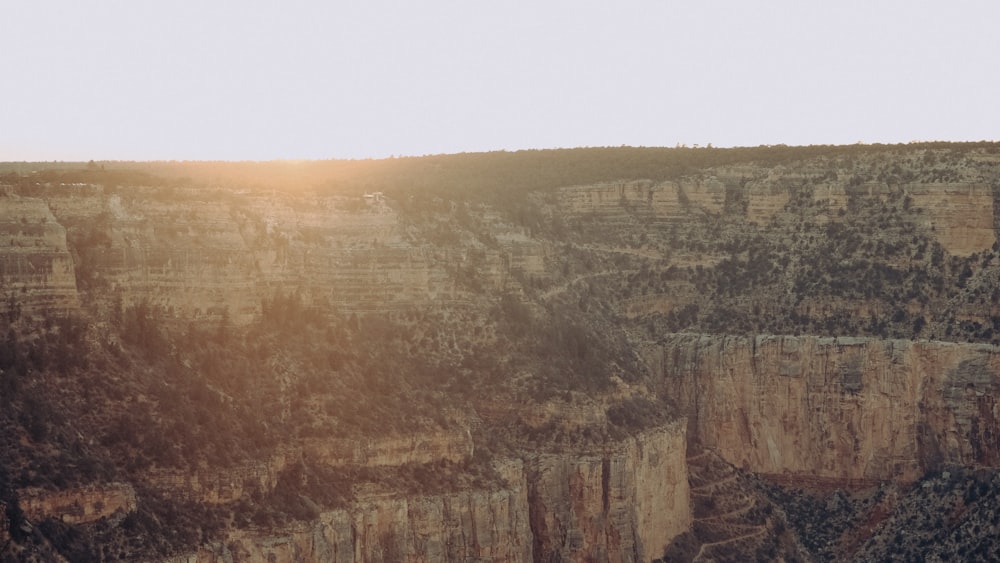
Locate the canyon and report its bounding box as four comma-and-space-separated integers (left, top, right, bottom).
3, 143, 1000, 561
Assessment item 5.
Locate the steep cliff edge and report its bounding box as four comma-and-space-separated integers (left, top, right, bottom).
163, 423, 690, 563
0, 194, 79, 311
18, 483, 136, 525
173, 460, 533, 563
526, 421, 691, 562
648, 334, 1000, 483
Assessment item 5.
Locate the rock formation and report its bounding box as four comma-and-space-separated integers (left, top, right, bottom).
0, 194, 79, 311
176, 462, 533, 563
18, 483, 136, 525
165, 425, 692, 563
526, 423, 691, 562
649, 334, 1000, 484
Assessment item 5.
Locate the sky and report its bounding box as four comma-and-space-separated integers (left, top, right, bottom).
2, 1, 999, 161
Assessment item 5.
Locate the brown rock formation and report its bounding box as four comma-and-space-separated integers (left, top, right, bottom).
650, 334, 1000, 485
161, 424, 691, 563
169, 460, 533, 563
0, 194, 79, 311
526, 422, 691, 562
18, 483, 136, 525
556, 180, 726, 222
905, 183, 996, 255
146, 430, 473, 505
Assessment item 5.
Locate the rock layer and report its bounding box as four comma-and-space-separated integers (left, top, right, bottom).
0, 194, 79, 311
18, 483, 137, 525
650, 334, 1000, 483
526, 422, 691, 562
168, 460, 534, 563
164, 424, 691, 563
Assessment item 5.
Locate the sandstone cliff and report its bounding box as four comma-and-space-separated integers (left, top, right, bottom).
0, 194, 78, 312
174, 461, 533, 563
159, 423, 690, 563
145, 430, 474, 505
18, 483, 136, 525
37, 187, 548, 322
527, 422, 691, 562
648, 334, 1000, 484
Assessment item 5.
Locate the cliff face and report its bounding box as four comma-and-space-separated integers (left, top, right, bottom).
650, 334, 1000, 483
179, 463, 534, 563
0, 194, 79, 311
556, 180, 726, 222
905, 183, 996, 256
39, 188, 547, 322
18, 483, 136, 525
556, 178, 996, 257
146, 430, 474, 505
162, 425, 690, 563
526, 422, 690, 563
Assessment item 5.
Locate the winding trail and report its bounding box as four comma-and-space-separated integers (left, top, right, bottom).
692, 528, 769, 562
539, 269, 637, 300
685, 449, 769, 562
693, 503, 753, 523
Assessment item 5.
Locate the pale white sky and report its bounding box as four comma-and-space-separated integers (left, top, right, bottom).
2, 1, 998, 161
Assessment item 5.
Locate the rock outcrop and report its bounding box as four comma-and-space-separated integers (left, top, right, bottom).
165, 423, 691, 563
18, 483, 137, 525
169, 460, 534, 563
904, 183, 996, 255
0, 194, 79, 311
37, 188, 548, 321
556, 180, 726, 222
147, 430, 474, 505
526, 422, 691, 562
650, 334, 1000, 484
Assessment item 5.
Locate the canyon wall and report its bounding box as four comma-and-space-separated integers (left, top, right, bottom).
38, 188, 547, 321
649, 334, 1000, 484
173, 460, 533, 563
904, 183, 996, 255
526, 422, 690, 563
11, 175, 996, 319
18, 483, 137, 525
556, 180, 726, 221
555, 179, 996, 256
162, 423, 691, 563
146, 430, 474, 505
0, 194, 79, 311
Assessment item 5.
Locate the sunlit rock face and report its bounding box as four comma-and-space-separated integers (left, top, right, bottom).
904, 183, 996, 255
0, 194, 79, 312
179, 469, 534, 563
526, 422, 691, 563
168, 425, 691, 563
649, 334, 1000, 484
35, 188, 548, 323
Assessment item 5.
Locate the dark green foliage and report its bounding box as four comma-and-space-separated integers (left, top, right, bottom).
120, 299, 168, 357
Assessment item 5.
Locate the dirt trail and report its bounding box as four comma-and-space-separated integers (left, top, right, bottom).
685, 449, 769, 562
692, 527, 768, 562
540, 269, 636, 300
